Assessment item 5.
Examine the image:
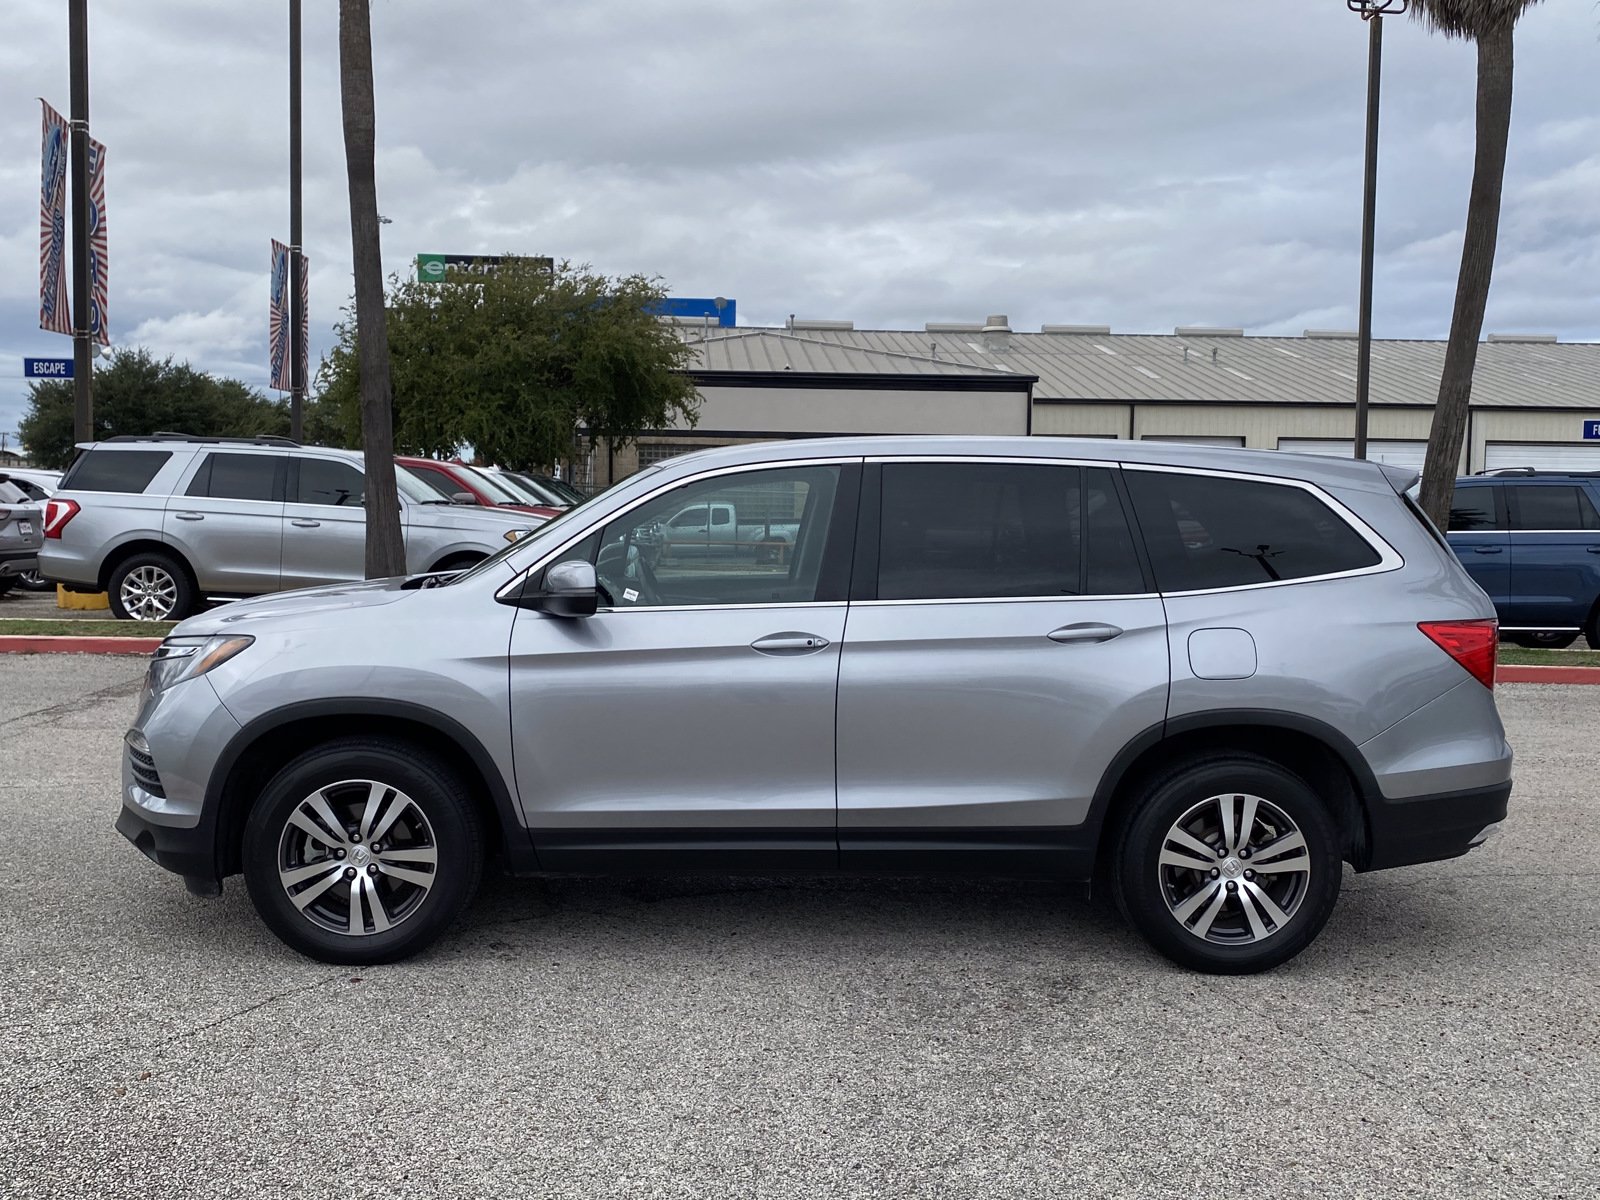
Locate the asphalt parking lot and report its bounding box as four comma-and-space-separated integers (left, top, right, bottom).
1, 656, 1596, 1199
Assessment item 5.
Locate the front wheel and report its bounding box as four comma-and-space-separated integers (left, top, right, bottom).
242, 737, 485, 964
1113, 754, 1342, 975
107, 551, 196, 621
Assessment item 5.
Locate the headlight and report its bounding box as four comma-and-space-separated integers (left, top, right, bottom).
503, 528, 536, 544
146, 635, 255, 693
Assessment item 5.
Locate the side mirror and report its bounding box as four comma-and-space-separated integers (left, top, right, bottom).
500, 560, 598, 617
451, 491, 477, 506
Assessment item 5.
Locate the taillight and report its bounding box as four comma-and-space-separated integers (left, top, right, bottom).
43, 498, 81, 539
1419, 619, 1498, 689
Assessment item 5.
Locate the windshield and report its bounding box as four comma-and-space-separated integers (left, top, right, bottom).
482, 469, 554, 507
533, 474, 585, 505
456, 464, 527, 506
442, 465, 666, 585
396, 465, 456, 504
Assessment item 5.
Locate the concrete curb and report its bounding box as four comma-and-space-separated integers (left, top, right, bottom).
0, 636, 161, 655
1498, 664, 1600, 685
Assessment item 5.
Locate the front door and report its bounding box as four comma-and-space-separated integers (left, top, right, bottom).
508, 461, 860, 873
280, 455, 370, 588
163, 450, 285, 595
836, 460, 1170, 877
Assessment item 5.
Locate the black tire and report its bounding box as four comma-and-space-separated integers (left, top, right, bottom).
1113, 753, 1342, 975
0, 576, 16, 597
106, 551, 196, 621
17, 570, 55, 593
1586, 603, 1600, 651
1505, 631, 1579, 650
242, 736, 485, 965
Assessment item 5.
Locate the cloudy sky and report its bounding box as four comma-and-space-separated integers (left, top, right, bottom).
2, 0, 1596, 446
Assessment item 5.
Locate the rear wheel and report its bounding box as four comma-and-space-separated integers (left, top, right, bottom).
107, 551, 196, 621
1505, 631, 1578, 650
242, 737, 485, 964
0, 576, 15, 598
1586, 604, 1600, 651
17, 570, 53, 592
1113, 754, 1342, 974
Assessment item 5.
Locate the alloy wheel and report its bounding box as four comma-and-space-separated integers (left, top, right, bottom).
275, 779, 440, 937
120, 565, 178, 620
1157, 791, 1312, 945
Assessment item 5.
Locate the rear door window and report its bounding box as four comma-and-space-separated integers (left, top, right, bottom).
1125, 470, 1381, 592
187, 453, 282, 502
295, 458, 364, 507
1447, 486, 1502, 531
1507, 485, 1600, 531
59, 449, 172, 494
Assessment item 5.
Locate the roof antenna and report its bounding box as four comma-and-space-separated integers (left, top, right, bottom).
1183, 347, 1189, 365
930, 342, 938, 359
786, 313, 794, 331
1211, 347, 1218, 365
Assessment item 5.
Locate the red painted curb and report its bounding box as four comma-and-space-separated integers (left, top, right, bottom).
0, 636, 161, 655
1498, 664, 1600, 685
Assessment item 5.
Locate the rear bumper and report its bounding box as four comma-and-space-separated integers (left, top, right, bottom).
1361, 781, 1511, 872
0, 551, 40, 576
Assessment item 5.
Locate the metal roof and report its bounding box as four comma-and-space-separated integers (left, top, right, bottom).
685, 329, 1025, 378
686, 327, 1600, 409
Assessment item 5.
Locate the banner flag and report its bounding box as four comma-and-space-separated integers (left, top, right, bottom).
39, 101, 71, 336
269, 239, 291, 390
87, 135, 108, 345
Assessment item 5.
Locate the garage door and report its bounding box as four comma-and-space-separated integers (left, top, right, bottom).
1141, 435, 1245, 446
1484, 442, 1600, 472
1276, 438, 1428, 471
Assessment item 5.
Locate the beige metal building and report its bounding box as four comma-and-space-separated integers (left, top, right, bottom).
591, 317, 1600, 485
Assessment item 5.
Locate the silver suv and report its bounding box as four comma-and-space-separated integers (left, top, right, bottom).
0, 474, 44, 595
117, 437, 1512, 973
40, 435, 543, 620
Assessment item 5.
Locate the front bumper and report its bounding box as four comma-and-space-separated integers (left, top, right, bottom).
116, 803, 222, 895
1361, 781, 1512, 871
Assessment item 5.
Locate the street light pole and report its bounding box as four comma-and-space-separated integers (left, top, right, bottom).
1349, 0, 1405, 460
289, 0, 306, 440
68, 0, 92, 443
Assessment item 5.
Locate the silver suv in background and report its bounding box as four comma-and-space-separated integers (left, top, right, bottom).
41, 435, 544, 620
118, 436, 1511, 974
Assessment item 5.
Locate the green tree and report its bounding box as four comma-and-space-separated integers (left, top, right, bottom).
315, 261, 701, 472
18, 348, 288, 469
1412, 0, 1545, 527
339, 0, 405, 578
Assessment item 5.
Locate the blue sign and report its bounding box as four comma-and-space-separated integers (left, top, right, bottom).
650, 296, 737, 327
1585, 420, 1600, 440
23, 357, 73, 380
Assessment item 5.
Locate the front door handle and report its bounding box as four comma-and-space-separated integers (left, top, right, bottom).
173, 512, 204, 522
751, 632, 831, 655
291, 519, 322, 528
1473, 546, 1503, 555
1047, 622, 1123, 645
1587, 547, 1600, 555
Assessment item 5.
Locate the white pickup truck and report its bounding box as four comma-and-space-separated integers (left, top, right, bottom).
652, 501, 801, 562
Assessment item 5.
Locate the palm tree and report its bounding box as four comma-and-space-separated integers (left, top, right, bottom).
338, 0, 406, 577
1411, 0, 1545, 528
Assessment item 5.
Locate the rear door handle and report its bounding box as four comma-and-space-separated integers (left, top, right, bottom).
291, 519, 322, 528
1587, 547, 1600, 555
751, 632, 830, 655
173, 512, 204, 522
1047, 622, 1123, 645
1472, 546, 1503, 554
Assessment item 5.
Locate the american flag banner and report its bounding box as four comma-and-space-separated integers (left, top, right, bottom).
269, 239, 291, 390
39, 101, 71, 336
87, 135, 108, 345
297, 251, 309, 390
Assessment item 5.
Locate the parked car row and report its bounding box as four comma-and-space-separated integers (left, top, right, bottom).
1445, 469, 1600, 648
39, 435, 552, 621
0, 474, 46, 596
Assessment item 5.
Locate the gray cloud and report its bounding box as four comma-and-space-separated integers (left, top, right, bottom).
3, 0, 1596, 445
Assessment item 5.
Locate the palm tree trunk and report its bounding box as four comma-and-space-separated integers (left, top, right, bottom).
1418, 22, 1515, 528
338, 0, 406, 578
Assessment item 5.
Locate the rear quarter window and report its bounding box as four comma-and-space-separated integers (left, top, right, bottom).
1126, 470, 1382, 592
58, 449, 173, 494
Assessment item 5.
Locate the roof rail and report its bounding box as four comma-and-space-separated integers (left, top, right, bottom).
103, 432, 301, 447
1473, 466, 1600, 477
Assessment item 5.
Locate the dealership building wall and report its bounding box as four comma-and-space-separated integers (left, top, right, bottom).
583, 322, 1600, 485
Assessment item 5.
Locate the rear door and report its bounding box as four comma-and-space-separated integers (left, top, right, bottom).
1445, 483, 1510, 609
1503, 483, 1600, 629
280, 455, 370, 588
164, 450, 285, 594
835, 458, 1169, 877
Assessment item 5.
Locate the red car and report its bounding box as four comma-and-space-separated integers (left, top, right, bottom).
397, 457, 562, 520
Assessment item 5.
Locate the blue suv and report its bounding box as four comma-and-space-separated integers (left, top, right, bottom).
1447, 470, 1600, 649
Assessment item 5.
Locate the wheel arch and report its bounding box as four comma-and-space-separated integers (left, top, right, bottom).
98, 537, 196, 593
1090, 711, 1377, 877
208, 699, 536, 880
